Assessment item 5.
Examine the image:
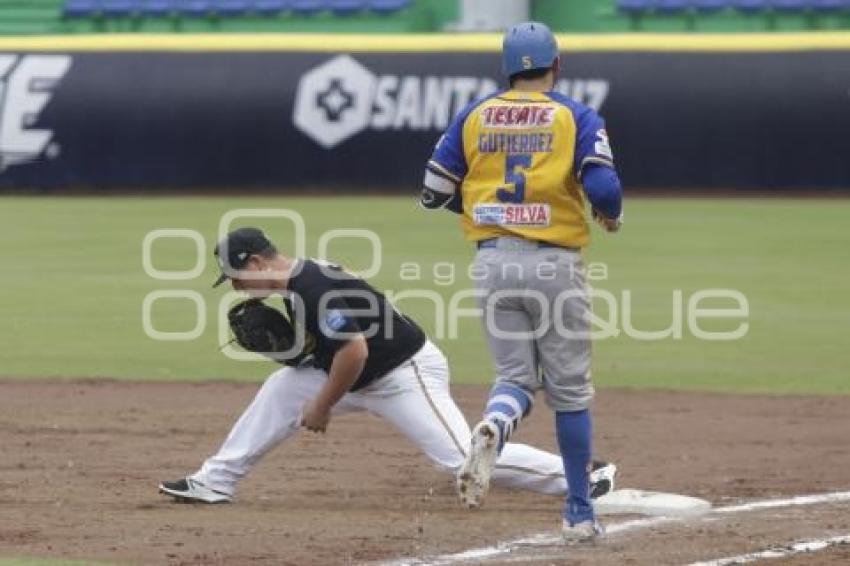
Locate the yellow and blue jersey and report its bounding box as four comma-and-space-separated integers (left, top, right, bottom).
426, 89, 615, 248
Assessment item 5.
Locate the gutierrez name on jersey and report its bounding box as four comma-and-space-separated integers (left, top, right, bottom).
478, 103, 556, 154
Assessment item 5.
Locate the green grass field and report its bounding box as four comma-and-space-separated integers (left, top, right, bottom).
1, 196, 847, 394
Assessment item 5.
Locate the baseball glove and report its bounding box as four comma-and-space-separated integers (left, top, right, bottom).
227, 299, 312, 366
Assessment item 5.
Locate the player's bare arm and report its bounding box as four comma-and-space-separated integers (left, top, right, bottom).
302, 335, 368, 433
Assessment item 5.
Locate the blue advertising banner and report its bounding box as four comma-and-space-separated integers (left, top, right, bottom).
0, 48, 848, 191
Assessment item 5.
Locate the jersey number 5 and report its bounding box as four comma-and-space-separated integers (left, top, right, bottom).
496, 154, 532, 203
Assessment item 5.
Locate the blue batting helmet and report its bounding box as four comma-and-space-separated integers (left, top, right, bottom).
502, 21, 559, 77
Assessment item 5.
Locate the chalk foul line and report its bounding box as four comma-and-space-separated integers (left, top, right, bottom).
377, 490, 850, 566
686, 533, 850, 565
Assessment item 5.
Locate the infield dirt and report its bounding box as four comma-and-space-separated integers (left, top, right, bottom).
1, 381, 848, 565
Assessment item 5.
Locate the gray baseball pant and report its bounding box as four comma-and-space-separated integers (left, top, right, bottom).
473, 237, 594, 412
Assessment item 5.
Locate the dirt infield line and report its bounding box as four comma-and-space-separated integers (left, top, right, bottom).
686, 534, 850, 565
379, 490, 850, 565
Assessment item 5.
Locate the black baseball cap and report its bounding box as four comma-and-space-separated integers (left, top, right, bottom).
212, 227, 276, 288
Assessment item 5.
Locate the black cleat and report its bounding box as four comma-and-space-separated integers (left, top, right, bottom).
590, 460, 617, 499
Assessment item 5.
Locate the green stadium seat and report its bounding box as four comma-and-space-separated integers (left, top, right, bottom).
49, 0, 843, 33
329, 0, 364, 15
367, 0, 410, 13
291, 0, 323, 14
64, 0, 99, 18
253, 0, 287, 14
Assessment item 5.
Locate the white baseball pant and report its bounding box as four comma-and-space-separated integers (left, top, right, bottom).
192, 341, 567, 497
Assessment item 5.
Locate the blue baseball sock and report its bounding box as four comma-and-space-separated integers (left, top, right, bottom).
483, 382, 533, 452
555, 409, 594, 525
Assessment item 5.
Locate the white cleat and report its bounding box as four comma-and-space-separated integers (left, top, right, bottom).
457, 420, 500, 508
562, 519, 604, 545
159, 477, 232, 504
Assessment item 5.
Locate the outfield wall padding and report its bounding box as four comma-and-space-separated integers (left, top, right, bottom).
0, 42, 848, 191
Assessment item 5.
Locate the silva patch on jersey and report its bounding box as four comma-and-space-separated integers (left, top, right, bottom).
473, 203, 552, 227
324, 309, 349, 332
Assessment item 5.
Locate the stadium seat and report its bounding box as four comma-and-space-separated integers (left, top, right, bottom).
733, 0, 769, 11
770, 0, 808, 10
64, 0, 99, 18
179, 0, 213, 16
694, 0, 729, 11
291, 0, 323, 14
656, 0, 690, 13
102, 0, 137, 17
253, 0, 287, 15
366, 0, 410, 13
810, 0, 842, 9
216, 0, 251, 16
140, 0, 175, 15
617, 0, 653, 14
328, 0, 364, 15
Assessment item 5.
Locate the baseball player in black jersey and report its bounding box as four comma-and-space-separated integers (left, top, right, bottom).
159, 228, 616, 504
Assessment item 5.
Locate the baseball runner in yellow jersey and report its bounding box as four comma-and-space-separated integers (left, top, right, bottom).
420, 22, 624, 543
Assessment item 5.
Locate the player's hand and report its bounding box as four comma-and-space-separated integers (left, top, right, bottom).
592, 209, 623, 233
301, 399, 331, 433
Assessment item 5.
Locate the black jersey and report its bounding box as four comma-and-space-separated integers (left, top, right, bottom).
285, 259, 427, 391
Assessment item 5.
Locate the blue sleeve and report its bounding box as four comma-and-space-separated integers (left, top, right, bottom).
427, 92, 504, 182
574, 107, 615, 179
582, 163, 622, 219
428, 112, 468, 182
